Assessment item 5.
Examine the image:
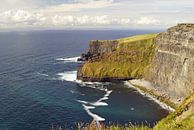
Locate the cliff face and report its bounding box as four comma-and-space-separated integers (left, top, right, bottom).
77, 34, 157, 81
146, 24, 194, 103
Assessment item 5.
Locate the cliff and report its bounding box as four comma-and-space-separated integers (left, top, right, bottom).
146, 23, 194, 104
77, 34, 157, 81
77, 24, 194, 129
78, 23, 194, 104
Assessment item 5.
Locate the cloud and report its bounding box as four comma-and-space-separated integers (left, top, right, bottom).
0, 0, 193, 29
135, 17, 160, 25
0, 10, 130, 28
51, 15, 131, 26
41, 0, 116, 13
0, 10, 46, 27
0, 9, 161, 29
0, 0, 41, 11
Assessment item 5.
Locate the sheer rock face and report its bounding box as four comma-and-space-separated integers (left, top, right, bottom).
146, 23, 194, 103
78, 40, 119, 62
88, 40, 118, 55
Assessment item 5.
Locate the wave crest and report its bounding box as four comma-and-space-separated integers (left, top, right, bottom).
57, 71, 77, 82
56, 56, 80, 63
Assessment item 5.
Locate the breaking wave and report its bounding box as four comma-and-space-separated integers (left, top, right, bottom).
56, 68, 112, 122
77, 89, 112, 122
57, 71, 77, 82
37, 72, 49, 77
56, 56, 80, 63
83, 104, 105, 121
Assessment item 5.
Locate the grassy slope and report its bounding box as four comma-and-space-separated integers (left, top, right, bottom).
81, 34, 158, 79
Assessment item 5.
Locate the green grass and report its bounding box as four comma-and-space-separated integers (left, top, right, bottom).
118, 34, 158, 43
81, 34, 157, 79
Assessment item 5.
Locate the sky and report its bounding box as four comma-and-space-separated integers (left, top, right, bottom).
0, 0, 193, 29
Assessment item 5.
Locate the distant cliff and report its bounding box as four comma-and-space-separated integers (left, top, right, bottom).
77, 34, 157, 81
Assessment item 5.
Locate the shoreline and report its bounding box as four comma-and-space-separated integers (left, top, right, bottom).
124, 81, 175, 112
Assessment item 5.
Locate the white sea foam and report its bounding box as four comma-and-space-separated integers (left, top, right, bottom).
99, 97, 108, 100
77, 90, 112, 107
77, 100, 89, 105
104, 90, 112, 97
91, 102, 108, 106
57, 71, 77, 82
56, 70, 109, 90
56, 69, 112, 121
70, 90, 85, 96
91, 90, 112, 106
83, 105, 95, 110
77, 81, 110, 92
37, 72, 49, 77
56, 56, 80, 63
77, 89, 112, 122
83, 104, 105, 121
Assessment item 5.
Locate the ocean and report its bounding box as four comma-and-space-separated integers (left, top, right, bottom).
0, 29, 169, 130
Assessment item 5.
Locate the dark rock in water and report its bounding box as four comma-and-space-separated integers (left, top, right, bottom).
78, 76, 133, 82
77, 52, 93, 61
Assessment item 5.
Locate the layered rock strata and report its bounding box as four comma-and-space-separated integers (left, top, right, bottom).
146, 23, 194, 103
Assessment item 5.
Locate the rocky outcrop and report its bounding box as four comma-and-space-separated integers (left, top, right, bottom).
78, 40, 119, 62
146, 23, 194, 104
77, 40, 121, 81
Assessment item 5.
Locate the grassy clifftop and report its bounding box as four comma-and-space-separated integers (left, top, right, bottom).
80, 34, 158, 80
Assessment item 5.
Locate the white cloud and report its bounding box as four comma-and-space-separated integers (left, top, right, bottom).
41, 0, 116, 13
0, 10, 46, 27
0, 0, 193, 29
0, 9, 163, 28
135, 17, 160, 25
0, 0, 40, 11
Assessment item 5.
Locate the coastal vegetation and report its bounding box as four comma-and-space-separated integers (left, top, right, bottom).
80, 34, 157, 79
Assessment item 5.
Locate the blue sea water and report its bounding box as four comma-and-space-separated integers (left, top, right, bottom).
0, 29, 169, 130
